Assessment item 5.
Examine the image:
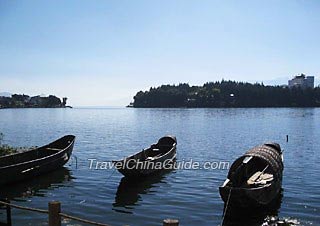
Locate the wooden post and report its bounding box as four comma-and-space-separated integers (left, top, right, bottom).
5, 199, 12, 226
163, 219, 179, 226
286, 135, 289, 142
48, 201, 61, 226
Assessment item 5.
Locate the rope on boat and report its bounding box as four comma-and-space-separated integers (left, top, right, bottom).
69, 155, 78, 169
221, 187, 232, 226
106, 167, 117, 180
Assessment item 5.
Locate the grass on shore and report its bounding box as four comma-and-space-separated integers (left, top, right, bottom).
0, 132, 34, 156
0, 144, 19, 156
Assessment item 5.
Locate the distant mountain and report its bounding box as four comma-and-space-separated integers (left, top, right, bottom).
0, 92, 12, 97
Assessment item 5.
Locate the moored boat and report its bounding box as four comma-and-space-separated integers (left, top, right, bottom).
0, 135, 75, 186
113, 136, 177, 178
219, 143, 283, 207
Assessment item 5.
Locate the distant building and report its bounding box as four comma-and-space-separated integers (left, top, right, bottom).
288, 74, 314, 89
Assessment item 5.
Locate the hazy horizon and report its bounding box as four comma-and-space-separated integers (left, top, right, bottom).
1, 0, 320, 106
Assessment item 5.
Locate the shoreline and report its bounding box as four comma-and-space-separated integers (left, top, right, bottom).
128, 106, 320, 109
0, 106, 72, 109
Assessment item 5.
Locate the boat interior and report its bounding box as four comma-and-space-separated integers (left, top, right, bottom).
143, 136, 176, 160
123, 136, 176, 162
0, 135, 75, 168
226, 156, 274, 188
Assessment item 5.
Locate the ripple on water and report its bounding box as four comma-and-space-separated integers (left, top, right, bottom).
0, 108, 319, 225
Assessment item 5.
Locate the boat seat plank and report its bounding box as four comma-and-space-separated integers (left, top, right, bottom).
146, 153, 163, 161
46, 148, 62, 151
243, 156, 253, 164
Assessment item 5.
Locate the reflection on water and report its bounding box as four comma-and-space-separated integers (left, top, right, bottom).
1, 108, 319, 225
113, 170, 172, 214
0, 167, 73, 201
222, 190, 283, 226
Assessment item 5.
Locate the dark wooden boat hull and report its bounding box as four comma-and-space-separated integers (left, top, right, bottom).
0, 135, 75, 186
116, 151, 176, 178
219, 143, 283, 208
219, 179, 281, 207
114, 136, 177, 178
221, 190, 283, 224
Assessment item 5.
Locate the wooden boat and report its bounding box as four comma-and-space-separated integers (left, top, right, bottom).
0, 135, 75, 186
219, 143, 283, 207
113, 136, 177, 178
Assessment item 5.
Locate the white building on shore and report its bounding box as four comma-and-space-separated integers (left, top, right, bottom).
288, 74, 314, 89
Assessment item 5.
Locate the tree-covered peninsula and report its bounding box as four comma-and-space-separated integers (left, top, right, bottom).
132, 81, 320, 108
0, 94, 69, 108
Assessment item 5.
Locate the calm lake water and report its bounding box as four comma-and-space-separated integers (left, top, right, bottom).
0, 108, 319, 225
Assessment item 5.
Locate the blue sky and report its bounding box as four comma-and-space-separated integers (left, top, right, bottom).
0, 0, 319, 106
